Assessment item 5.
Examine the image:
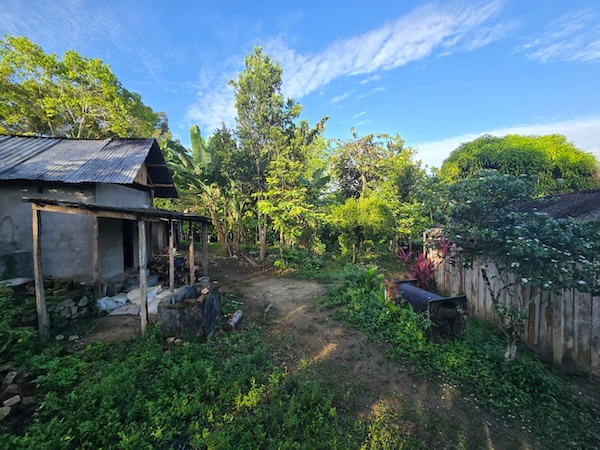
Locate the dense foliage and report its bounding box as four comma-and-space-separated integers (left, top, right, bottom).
440, 134, 600, 194
0, 36, 162, 139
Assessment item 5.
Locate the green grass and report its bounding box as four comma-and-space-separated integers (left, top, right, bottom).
320, 266, 600, 450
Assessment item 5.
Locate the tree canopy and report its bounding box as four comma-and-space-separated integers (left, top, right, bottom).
0, 35, 162, 138
440, 134, 600, 194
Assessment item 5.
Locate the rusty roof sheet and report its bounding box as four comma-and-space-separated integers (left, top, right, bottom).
517, 189, 600, 222
0, 135, 177, 198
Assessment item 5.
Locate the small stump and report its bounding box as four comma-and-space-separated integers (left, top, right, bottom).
158, 285, 222, 337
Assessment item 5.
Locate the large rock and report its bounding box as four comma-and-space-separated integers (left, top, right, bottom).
158, 286, 221, 337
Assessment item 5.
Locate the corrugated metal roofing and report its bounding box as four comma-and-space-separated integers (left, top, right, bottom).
0, 135, 177, 197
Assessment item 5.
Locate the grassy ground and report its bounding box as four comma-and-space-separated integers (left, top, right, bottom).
0, 257, 599, 449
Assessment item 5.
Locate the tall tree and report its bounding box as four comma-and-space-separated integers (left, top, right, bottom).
230, 46, 302, 260
0, 35, 160, 138
440, 134, 600, 194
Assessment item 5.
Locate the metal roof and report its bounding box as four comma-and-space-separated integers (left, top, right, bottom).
518, 189, 600, 222
0, 135, 177, 198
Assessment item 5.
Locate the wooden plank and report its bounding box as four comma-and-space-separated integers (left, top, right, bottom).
169, 219, 175, 291
538, 290, 552, 362
520, 283, 529, 344
562, 288, 575, 368
189, 221, 195, 284
138, 220, 148, 334
32, 208, 50, 340
93, 217, 100, 298
575, 289, 592, 368
202, 222, 208, 277
32, 203, 159, 222
591, 295, 600, 372
552, 290, 564, 366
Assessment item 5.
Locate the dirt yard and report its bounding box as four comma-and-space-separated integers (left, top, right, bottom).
80, 255, 536, 449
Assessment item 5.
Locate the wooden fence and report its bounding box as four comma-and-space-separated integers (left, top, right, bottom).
429, 249, 600, 375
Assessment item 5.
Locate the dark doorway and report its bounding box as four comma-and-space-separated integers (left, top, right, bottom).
123, 221, 134, 269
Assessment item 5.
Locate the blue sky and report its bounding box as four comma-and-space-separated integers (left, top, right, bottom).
1, 0, 599, 169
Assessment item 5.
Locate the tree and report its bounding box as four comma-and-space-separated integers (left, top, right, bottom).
230, 46, 302, 260
0, 35, 161, 138
329, 195, 395, 263
440, 134, 600, 195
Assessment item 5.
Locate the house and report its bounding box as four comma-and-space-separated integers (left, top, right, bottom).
0, 135, 207, 285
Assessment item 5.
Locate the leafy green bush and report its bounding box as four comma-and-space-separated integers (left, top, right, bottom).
0, 287, 37, 365
2, 325, 354, 449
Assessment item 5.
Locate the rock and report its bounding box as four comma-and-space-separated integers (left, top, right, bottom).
80, 307, 89, 316
55, 334, 64, 341
2, 371, 17, 385
60, 307, 71, 318
70, 306, 79, 316
21, 396, 36, 406
3, 395, 21, 407
56, 299, 75, 310
68, 335, 79, 342
158, 286, 221, 337
78, 295, 90, 307
109, 303, 141, 316
0, 406, 10, 421
3, 384, 19, 395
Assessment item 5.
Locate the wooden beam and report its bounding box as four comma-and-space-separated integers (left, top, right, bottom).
189, 221, 195, 284
93, 217, 100, 298
31, 203, 160, 222
138, 220, 148, 334
169, 219, 175, 291
32, 208, 50, 340
202, 222, 208, 277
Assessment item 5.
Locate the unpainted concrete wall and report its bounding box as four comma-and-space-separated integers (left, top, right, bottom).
0, 182, 150, 282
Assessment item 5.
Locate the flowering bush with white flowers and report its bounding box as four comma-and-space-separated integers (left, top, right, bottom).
439, 171, 600, 360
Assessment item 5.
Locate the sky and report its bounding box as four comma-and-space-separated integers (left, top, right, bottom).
1, 0, 599, 169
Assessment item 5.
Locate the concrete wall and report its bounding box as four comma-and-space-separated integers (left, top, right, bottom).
0, 183, 95, 280
96, 183, 150, 208
0, 182, 151, 282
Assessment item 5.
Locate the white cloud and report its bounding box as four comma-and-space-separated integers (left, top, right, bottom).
520, 9, 600, 62
0, 0, 164, 81
359, 74, 381, 84
352, 111, 366, 119
414, 116, 600, 170
185, 1, 506, 136
265, 1, 507, 99
330, 91, 353, 104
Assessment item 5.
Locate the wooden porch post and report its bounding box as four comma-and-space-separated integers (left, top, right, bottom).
189, 221, 195, 284
169, 219, 175, 291
32, 206, 50, 340
93, 217, 100, 298
138, 219, 148, 334
202, 222, 208, 277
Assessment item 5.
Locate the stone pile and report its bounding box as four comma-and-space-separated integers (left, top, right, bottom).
0, 365, 36, 429
48, 294, 91, 326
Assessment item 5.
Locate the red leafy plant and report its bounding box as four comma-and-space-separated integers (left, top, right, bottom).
438, 233, 452, 258
409, 254, 436, 291
397, 247, 414, 271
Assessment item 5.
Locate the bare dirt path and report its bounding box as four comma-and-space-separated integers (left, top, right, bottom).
210, 257, 534, 450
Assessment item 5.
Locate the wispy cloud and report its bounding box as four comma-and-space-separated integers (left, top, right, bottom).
266, 1, 507, 99
0, 0, 164, 81
330, 91, 353, 104
352, 111, 366, 119
186, 1, 506, 135
359, 74, 381, 84
414, 116, 600, 170
519, 9, 600, 62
